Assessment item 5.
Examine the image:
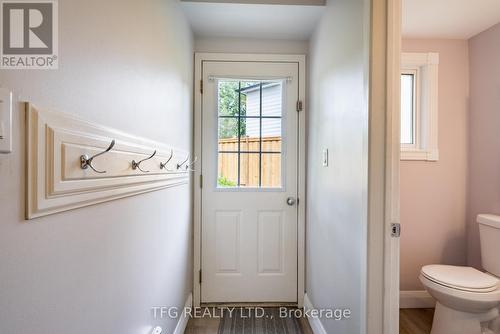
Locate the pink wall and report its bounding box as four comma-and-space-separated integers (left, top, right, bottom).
467, 23, 500, 269
400, 39, 469, 290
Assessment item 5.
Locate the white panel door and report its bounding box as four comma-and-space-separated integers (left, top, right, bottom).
201, 61, 299, 303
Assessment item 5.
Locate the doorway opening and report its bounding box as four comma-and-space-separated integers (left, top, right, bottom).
193, 54, 306, 306
398, 1, 500, 334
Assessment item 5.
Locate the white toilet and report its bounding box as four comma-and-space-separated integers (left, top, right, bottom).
420, 214, 500, 334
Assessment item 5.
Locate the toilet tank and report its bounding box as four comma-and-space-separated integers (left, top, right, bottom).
478, 214, 500, 277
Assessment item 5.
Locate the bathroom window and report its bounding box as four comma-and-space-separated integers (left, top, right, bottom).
400, 52, 440, 161
401, 71, 417, 146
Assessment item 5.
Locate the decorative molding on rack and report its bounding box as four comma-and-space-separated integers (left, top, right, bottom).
25, 103, 190, 219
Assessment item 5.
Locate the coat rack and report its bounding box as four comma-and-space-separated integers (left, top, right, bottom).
26, 103, 195, 219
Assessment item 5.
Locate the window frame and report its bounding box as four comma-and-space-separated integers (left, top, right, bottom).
400, 69, 419, 150
400, 52, 439, 161
215, 79, 286, 190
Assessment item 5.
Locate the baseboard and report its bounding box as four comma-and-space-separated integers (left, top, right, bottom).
173, 293, 193, 334
400, 290, 435, 309
303, 294, 327, 334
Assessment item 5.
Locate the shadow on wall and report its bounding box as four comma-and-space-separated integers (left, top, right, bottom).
467, 22, 500, 269
439, 234, 468, 266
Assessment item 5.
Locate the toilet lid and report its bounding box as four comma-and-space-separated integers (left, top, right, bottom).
421, 265, 499, 292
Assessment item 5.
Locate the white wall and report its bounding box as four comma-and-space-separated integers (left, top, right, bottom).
307, 0, 369, 332
0, 1, 193, 334
194, 36, 309, 54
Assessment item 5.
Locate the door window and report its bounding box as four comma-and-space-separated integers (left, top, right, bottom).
217, 80, 283, 189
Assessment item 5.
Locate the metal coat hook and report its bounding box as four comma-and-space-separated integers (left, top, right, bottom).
177, 155, 197, 172
132, 150, 156, 173
80, 139, 115, 174
185, 156, 198, 171
160, 149, 174, 170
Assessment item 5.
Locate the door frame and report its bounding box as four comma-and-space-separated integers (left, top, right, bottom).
367, 0, 401, 333
193, 53, 306, 307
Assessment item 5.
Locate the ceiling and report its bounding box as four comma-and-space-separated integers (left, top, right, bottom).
180, 2, 325, 40
403, 0, 500, 39
182, 0, 500, 41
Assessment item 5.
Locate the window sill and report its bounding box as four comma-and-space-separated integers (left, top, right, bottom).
400, 149, 439, 161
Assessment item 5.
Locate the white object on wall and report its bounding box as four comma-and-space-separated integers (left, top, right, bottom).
26, 103, 191, 219
0, 88, 13, 153
322, 148, 328, 167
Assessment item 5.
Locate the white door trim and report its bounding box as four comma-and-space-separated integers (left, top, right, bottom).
367, 0, 401, 333
193, 53, 306, 307
384, 0, 402, 332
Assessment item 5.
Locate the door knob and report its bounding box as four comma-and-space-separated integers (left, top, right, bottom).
286, 197, 296, 206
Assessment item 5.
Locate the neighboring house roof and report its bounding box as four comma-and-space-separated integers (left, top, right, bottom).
238, 82, 281, 94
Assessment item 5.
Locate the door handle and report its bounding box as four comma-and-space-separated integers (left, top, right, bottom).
286, 197, 296, 206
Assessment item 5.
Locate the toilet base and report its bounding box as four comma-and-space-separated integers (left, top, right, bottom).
490, 312, 500, 333
431, 302, 499, 334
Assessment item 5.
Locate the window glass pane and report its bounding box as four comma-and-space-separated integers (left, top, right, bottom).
239, 153, 260, 187
261, 118, 282, 152
241, 81, 259, 117
261, 153, 282, 188
240, 136, 259, 153
218, 81, 257, 117
401, 74, 415, 144
218, 153, 238, 187
217, 79, 283, 189
262, 81, 283, 117
218, 118, 238, 141
244, 116, 260, 142
218, 81, 240, 117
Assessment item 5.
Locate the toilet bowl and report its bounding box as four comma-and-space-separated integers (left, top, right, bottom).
420, 214, 500, 334
420, 265, 500, 334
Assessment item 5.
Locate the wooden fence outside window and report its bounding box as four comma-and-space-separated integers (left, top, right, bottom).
218, 136, 282, 187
